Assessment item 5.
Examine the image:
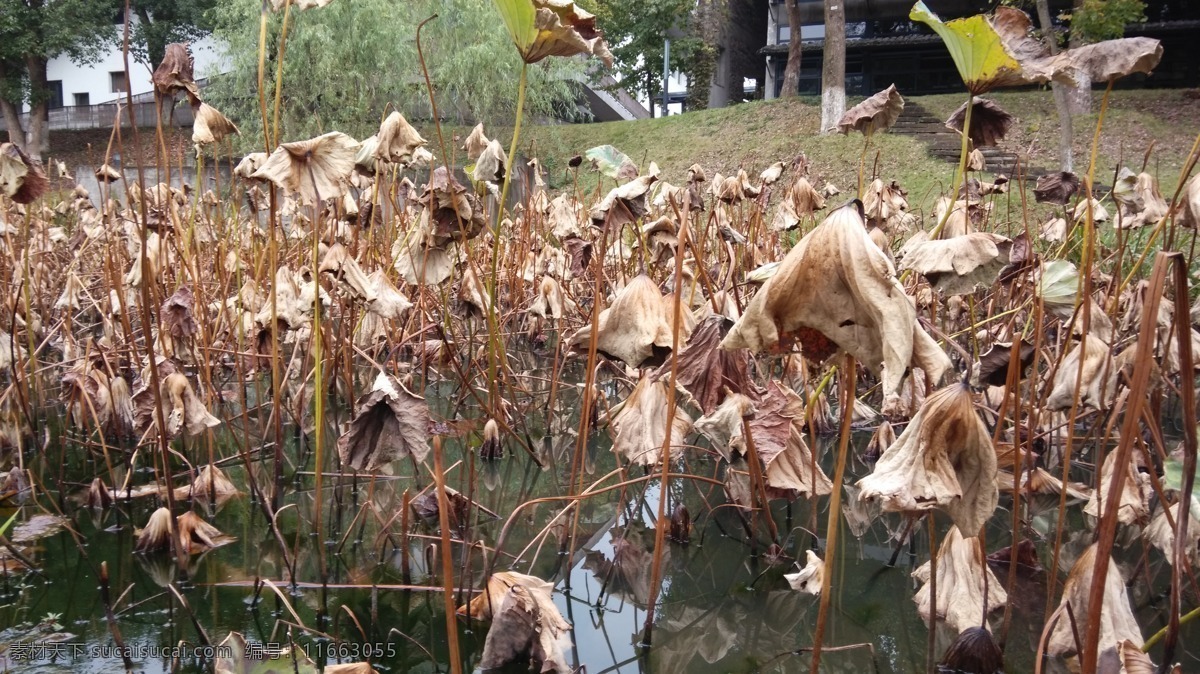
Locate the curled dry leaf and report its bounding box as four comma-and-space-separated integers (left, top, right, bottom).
528, 275, 576, 320
462, 123, 489, 161
337, 372, 430, 471
610, 373, 692, 467
135, 507, 174, 552
505, 0, 613, 68
899, 232, 1012, 296
858, 383, 999, 534
1047, 543, 1143, 658
192, 103, 239, 146
784, 550, 825, 595
569, 274, 678, 369
173, 464, 240, 503
1176, 173, 1200, 229
912, 526, 1006, 633
760, 161, 784, 185
1045, 334, 1117, 411
176, 511, 235, 554
590, 168, 659, 230
1084, 450, 1150, 526
473, 139, 507, 184
945, 98, 1013, 147
653, 314, 756, 415
374, 112, 427, 166
422, 166, 488, 242
1034, 171, 1080, 205
972, 339, 1035, 388
1144, 502, 1199, 568
770, 177, 825, 232
252, 131, 358, 205
938, 627, 1005, 673
458, 571, 572, 673
0, 143, 49, 205
233, 152, 268, 180
837, 84, 904, 136
152, 43, 199, 101
722, 204, 951, 409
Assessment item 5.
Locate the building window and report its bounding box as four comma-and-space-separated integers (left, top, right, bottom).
110, 71, 128, 93
73, 93, 90, 107
47, 80, 64, 109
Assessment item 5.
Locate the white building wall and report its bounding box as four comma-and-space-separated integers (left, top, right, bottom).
36, 34, 223, 110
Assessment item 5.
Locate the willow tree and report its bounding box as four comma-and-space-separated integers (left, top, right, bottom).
206, 0, 585, 150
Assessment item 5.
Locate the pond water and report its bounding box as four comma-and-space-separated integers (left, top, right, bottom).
0, 362, 1196, 673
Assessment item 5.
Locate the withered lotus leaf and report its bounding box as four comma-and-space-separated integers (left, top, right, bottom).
971, 339, 1036, 388
0, 143, 49, 205
459, 571, 572, 673
337, 372, 430, 471
751, 381, 833, 498
769, 177, 825, 232
251, 131, 358, 205
899, 232, 1013, 296
472, 139, 508, 184
192, 103, 239, 146
134, 507, 174, 552
161, 285, 198, 343
590, 168, 659, 230
1046, 334, 1117, 411
1144, 502, 1199, 568
462, 123, 490, 161
784, 550, 825, 595
610, 374, 692, 467
837, 84, 904, 136
858, 383, 999, 534
176, 511, 235, 554
517, 0, 613, 69
945, 98, 1013, 147
693, 391, 755, 457
374, 112, 427, 166
233, 152, 268, 180
912, 526, 1006, 633
722, 204, 951, 409
1084, 450, 1150, 526
528, 275, 576, 320
152, 43, 199, 101
1047, 543, 1143, 658
173, 464, 239, 503
421, 167, 488, 241
653, 314, 756, 415
568, 274, 677, 369
95, 164, 122, 183
1177, 174, 1200, 229
760, 161, 784, 185
1034, 171, 1080, 205
163, 372, 221, 437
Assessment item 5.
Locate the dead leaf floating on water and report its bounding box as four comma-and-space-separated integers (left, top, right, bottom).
912, 526, 1007, 633
784, 550, 825, 595
858, 383, 999, 534
722, 203, 951, 411
458, 571, 573, 673
337, 372, 431, 471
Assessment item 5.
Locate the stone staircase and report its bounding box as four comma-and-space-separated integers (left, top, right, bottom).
892, 101, 1048, 181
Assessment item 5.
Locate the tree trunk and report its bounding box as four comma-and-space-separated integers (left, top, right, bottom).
24, 55, 50, 159
780, 0, 803, 97
0, 61, 28, 149
819, 0, 846, 132
1036, 0, 1074, 172
1065, 0, 1091, 114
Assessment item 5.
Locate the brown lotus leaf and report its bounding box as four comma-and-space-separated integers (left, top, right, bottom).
457, 571, 571, 673
95, 164, 122, 183
176, 511, 235, 554
1034, 171, 1080, 205
161, 372, 221, 437
462, 123, 489, 161
173, 464, 239, 503
752, 382, 832, 498
568, 274, 679, 369
192, 103, 239, 146
1110, 639, 1175, 674
161, 285, 198, 343
473, 139, 507, 184
1114, 170, 1168, 230
1073, 197, 1110, 224
972, 339, 1035, 388
693, 391, 755, 457
374, 112, 427, 166
1084, 450, 1150, 526
392, 234, 457, 286
938, 627, 1005, 673
590, 168, 659, 230
410, 484, 498, 529
912, 526, 1006, 633
547, 194, 584, 240
519, 0, 613, 69
152, 43, 199, 101
945, 98, 1013, 147
862, 178, 911, 230
421, 167, 488, 242
899, 231, 1012, 296
1040, 216, 1068, 243
1144, 502, 1199, 568
0, 143, 49, 204
1022, 467, 1092, 501
583, 526, 661, 606
654, 314, 756, 415
770, 177, 825, 231
609, 373, 692, 467
784, 550, 825, 595
863, 419, 896, 461
986, 539, 1042, 574
252, 132, 357, 204
1046, 334, 1117, 411
838, 84, 904, 136
337, 372, 430, 471
1047, 543, 1143, 657
233, 153, 268, 180
858, 383, 999, 534
528, 275, 576, 320
61, 364, 132, 435
1045, 37, 1163, 88
714, 169, 760, 204
1177, 173, 1200, 230
135, 507, 175, 552
722, 204, 951, 409
319, 242, 375, 303
760, 161, 785, 185
458, 265, 491, 318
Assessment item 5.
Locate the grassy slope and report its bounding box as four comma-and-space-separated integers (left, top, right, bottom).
914, 89, 1200, 192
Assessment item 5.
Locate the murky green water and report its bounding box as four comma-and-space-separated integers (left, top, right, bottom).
0, 367, 1196, 673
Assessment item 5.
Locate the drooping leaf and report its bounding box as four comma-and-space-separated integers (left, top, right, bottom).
910, 2, 1026, 94
838, 84, 905, 136
337, 372, 431, 470
945, 98, 1013, 147
585, 144, 636, 180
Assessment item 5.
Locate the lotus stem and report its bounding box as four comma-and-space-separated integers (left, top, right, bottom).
928, 93, 973, 242
432, 437, 463, 674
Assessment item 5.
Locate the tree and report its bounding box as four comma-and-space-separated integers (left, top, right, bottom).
0, 0, 117, 157
129, 0, 218, 69
586, 0, 698, 116
206, 0, 585, 149
1062, 0, 1146, 113
779, 0, 802, 97
819, 0, 845, 131
1035, 0, 1075, 171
